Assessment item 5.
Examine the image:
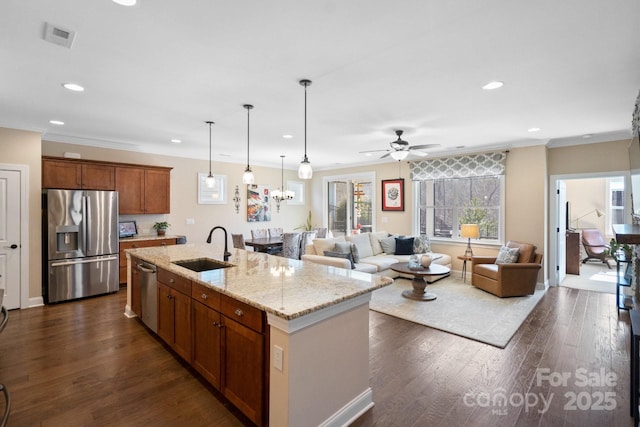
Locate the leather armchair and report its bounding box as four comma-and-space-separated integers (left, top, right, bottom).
471, 241, 543, 297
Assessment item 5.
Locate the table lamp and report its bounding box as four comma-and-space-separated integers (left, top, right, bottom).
460, 224, 480, 257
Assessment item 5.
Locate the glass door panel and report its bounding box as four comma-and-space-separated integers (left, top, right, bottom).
328, 181, 348, 237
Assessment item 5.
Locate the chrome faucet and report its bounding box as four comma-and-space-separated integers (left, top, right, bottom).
206, 226, 231, 261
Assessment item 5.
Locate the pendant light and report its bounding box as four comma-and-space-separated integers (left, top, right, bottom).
272, 155, 294, 213
205, 121, 215, 188
298, 79, 313, 179
242, 104, 255, 184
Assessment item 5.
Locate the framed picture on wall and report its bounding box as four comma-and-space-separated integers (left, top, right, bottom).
247, 184, 271, 222
382, 178, 404, 211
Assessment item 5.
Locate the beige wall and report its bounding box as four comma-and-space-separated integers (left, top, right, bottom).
566, 178, 609, 235
4, 128, 630, 302
0, 127, 42, 302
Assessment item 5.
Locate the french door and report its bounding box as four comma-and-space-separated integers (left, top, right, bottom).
324, 173, 375, 237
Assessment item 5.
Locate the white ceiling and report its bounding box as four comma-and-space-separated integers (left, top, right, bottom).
2, 0, 640, 171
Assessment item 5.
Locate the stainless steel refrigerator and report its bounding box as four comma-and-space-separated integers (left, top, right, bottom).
43, 189, 119, 303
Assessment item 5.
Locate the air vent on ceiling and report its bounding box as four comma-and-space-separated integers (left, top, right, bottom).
43, 22, 76, 49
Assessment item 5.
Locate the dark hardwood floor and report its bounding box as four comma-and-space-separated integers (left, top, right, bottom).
0, 286, 633, 426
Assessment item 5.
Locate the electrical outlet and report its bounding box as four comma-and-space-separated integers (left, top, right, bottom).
186, 218, 195, 225
273, 345, 284, 371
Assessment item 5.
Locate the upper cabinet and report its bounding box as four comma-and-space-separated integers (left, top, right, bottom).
42, 157, 172, 214
116, 166, 171, 214
42, 158, 116, 190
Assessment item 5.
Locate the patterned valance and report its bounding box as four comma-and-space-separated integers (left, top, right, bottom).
633, 89, 640, 136
410, 151, 506, 181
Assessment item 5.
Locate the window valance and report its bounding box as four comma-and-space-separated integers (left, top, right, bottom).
409, 151, 506, 181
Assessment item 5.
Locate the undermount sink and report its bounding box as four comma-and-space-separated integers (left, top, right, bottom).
173, 258, 232, 272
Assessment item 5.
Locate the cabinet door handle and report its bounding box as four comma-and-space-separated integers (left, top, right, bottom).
234, 308, 244, 317
169, 278, 175, 283
212, 322, 223, 328
161, 242, 166, 246
201, 293, 208, 300
132, 244, 138, 248
167, 294, 173, 300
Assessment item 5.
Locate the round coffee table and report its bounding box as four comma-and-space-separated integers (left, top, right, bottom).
390, 262, 451, 301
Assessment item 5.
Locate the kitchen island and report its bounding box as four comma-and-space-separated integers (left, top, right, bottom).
125, 243, 392, 427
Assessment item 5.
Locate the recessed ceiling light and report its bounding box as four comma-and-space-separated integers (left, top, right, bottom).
363, 153, 372, 156
528, 127, 541, 133
283, 134, 293, 139
583, 134, 593, 139
49, 120, 64, 125
62, 83, 84, 92
112, 0, 137, 5
171, 139, 181, 143
482, 81, 504, 90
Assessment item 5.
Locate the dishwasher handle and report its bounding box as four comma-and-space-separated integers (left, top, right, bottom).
137, 263, 156, 274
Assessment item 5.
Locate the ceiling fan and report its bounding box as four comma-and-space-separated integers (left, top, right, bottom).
359, 130, 440, 160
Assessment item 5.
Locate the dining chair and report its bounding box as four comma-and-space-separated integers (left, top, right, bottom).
251, 229, 268, 239
231, 233, 246, 249
268, 227, 283, 238
282, 233, 302, 259
314, 227, 328, 238
299, 231, 317, 257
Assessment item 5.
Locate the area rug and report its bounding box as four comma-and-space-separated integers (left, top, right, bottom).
369, 277, 545, 348
560, 263, 617, 294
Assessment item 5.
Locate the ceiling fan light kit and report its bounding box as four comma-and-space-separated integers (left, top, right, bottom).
359, 129, 439, 160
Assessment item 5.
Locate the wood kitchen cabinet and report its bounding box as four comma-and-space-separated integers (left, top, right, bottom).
220, 294, 266, 426
192, 300, 223, 388
566, 231, 581, 275
119, 238, 177, 284
116, 166, 170, 214
42, 158, 115, 190
157, 268, 192, 362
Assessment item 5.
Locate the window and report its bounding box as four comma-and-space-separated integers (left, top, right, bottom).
607, 177, 625, 233
323, 172, 376, 237
415, 175, 504, 242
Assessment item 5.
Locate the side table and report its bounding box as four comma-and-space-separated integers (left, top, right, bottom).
457, 255, 473, 283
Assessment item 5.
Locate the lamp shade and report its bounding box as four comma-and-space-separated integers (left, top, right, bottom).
460, 224, 479, 239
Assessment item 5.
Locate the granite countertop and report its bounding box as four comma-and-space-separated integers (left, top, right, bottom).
126, 243, 392, 320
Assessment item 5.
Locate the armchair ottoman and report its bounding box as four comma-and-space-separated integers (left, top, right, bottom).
471, 241, 542, 297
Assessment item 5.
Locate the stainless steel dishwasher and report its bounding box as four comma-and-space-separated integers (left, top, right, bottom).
137, 262, 158, 333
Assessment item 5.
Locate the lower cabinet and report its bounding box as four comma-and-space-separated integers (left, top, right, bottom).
119, 238, 177, 284
150, 270, 268, 425
157, 280, 192, 362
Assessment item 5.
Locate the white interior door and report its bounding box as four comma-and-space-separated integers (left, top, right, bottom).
557, 180, 567, 285
0, 169, 21, 309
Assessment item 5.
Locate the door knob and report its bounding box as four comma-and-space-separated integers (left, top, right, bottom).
4, 244, 18, 249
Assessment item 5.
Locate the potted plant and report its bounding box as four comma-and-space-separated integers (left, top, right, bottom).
295, 211, 314, 232
152, 221, 170, 236
607, 238, 633, 259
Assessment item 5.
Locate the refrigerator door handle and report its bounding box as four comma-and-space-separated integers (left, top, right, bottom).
83, 194, 92, 254
50, 255, 118, 267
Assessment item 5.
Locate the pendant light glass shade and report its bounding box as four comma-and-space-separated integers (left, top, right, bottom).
205, 121, 215, 188
298, 79, 313, 179
389, 150, 409, 161
242, 104, 255, 184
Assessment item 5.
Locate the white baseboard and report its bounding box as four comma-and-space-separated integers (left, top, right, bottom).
318, 388, 374, 427
28, 296, 44, 308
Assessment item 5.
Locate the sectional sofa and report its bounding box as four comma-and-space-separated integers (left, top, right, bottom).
301, 231, 452, 279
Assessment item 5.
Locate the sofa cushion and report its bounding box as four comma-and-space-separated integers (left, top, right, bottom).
354, 263, 378, 274
369, 231, 388, 255
324, 250, 355, 269
346, 233, 374, 258
312, 236, 346, 257
495, 246, 519, 264
413, 235, 430, 254
380, 236, 396, 254
360, 256, 398, 272
507, 241, 536, 263
395, 237, 415, 255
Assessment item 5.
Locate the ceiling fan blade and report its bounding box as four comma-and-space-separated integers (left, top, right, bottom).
359, 149, 390, 154
380, 152, 391, 159
408, 143, 440, 150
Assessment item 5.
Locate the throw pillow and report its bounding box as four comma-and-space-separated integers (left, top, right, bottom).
413, 235, 430, 254
350, 243, 360, 263
323, 250, 355, 269
334, 242, 352, 254
369, 231, 389, 255
495, 246, 520, 264
312, 236, 346, 256
395, 237, 415, 255
380, 236, 396, 254
346, 233, 374, 258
